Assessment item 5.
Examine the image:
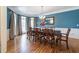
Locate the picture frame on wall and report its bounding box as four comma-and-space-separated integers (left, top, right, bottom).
45, 16, 55, 25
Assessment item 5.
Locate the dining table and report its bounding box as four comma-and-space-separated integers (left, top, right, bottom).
31, 28, 62, 43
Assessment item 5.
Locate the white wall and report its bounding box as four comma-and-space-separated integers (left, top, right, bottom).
0, 6, 7, 53
55, 28, 79, 39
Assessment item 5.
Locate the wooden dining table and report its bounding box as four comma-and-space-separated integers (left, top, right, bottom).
31, 28, 61, 44
32, 28, 61, 36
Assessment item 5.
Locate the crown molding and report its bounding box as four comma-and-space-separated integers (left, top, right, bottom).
38, 6, 79, 17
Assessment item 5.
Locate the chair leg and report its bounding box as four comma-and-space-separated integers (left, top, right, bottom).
28, 36, 30, 40
59, 40, 61, 46
41, 37, 46, 45
44, 39, 46, 45
50, 40, 52, 48
56, 39, 58, 46
27, 35, 30, 40
33, 36, 35, 42
66, 41, 69, 49
50, 39, 55, 48
56, 39, 60, 46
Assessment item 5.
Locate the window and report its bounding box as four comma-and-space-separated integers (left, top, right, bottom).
30, 18, 34, 28
21, 16, 27, 33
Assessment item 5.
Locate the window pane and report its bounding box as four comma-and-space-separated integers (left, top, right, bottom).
31, 18, 34, 28
21, 16, 27, 33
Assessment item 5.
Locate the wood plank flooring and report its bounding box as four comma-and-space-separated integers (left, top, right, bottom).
7, 34, 79, 53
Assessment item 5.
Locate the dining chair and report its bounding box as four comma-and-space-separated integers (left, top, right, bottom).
40, 28, 48, 44
33, 28, 40, 42
27, 27, 32, 40
56, 28, 71, 49
46, 29, 55, 48
41, 28, 55, 48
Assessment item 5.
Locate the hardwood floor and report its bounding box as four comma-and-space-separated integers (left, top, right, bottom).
7, 34, 79, 53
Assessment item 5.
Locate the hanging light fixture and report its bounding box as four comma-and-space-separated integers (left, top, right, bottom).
39, 6, 46, 20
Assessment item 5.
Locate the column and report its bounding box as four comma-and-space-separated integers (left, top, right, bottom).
0, 6, 7, 53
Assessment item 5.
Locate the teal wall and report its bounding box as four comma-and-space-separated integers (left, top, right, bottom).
7, 8, 79, 29
36, 9, 79, 28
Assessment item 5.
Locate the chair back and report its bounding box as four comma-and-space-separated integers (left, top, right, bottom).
66, 28, 71, 39
49, 29, 54, 36
42, 28, 49, 35
29, 27, 32, 31
34, 28, 39, 32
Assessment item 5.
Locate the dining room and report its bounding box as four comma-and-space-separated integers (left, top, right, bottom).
1, 6, 79, 53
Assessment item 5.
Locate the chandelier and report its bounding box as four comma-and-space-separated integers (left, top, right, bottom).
39, 6, 46, 20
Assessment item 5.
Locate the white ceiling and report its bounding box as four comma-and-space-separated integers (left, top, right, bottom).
8, 6, 79, 17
